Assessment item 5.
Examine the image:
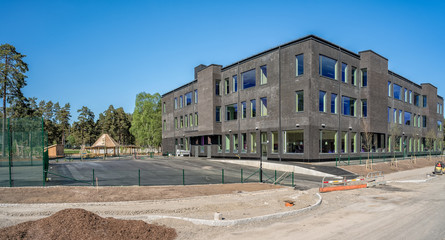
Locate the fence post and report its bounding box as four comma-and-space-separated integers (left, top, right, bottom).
274, 170, 277, 184
292, 172, 294, 187
348, 155, 350, 165
182, 169, 185, 186
138, 169, 140, 186
92, 169, 95, 186
241, 169, 243, 183
222, 169, 224, 184
335, 156, 338, 166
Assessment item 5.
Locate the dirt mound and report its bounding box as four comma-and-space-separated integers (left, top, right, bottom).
0, 208, 177, 240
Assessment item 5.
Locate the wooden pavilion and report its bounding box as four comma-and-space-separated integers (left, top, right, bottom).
88, 134, 120, 156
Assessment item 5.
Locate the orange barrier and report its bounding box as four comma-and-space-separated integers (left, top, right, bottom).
319, 184, 367, 193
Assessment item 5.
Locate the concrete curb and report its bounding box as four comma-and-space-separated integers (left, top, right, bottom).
120, 193, 323, 227
213, 160, 338, 178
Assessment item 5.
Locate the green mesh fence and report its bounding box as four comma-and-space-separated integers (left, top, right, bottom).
0, 118, 48, 187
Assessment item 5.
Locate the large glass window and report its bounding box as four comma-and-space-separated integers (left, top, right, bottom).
233, 134, 238, 153
399, 110, 402, 124
319, 91, 326, 112
241, 101, 247, 119
226, 104, 237, 121
341, 63, 348, 83
180, 116, 183, 128
351, 67, 357, 85
341, 132, 348, 153
232, 75, 237, 93
438, 121, 442, 131
241, 133, 247, 152
250, 132, 256, 153
296, 54, 304, 76
216, 106, 221, 122
179, 96, 183, 108
414, 93, 420, 106
217, 135, 222, 153
320, 130, 337, 153
296, 91, 304, 112
260, 97, 267, 116
194, 90, 198, 104
351, 132, 357, 153
272, 132, 278, 153
341, 96, 356, 116
404, 111, 411, 125
195, 112, 198, 126
404, 88, 408, 102
189, 114, 193, 127
331, 93, 337, 114
388, 107, 391, 122
361, 69, 367, 87
184, 115, 188, 127
422, 115, 427, 128
224, 78, 230, 94
260, 65, 267, 85
362, 99, 367, 117
185, 92, 192, 106
174, 98, 178, 109
417, 115, 421, 127
393, 109, 397, 123
319, 55, 337, 79
225, 134, 230, 153
409, 90, 412, 104
215, 80, 221, 96
163, 102, 166, 113
242, 69, 256, 89
174, 117, 177, 129
393, 84, 402, 100
422, 95, 427, 107
388, 81, 391, 97
283, 130, 304, 153
250, 99, 256, 117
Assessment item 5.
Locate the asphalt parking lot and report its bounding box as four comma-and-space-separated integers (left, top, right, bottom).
46, 157, 324, 188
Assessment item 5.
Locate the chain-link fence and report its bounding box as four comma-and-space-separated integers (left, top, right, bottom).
0, 118, 48, 187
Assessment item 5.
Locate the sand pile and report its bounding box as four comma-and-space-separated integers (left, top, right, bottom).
0, 208, 177, 240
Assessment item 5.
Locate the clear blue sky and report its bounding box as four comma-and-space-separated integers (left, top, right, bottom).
1, 0, 444, 121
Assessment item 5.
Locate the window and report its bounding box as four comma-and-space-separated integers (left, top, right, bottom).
189, 114, 193, 127
216, 106, 221, 122
217, 135, 222, 153
393, 109, 397, 123
296, 91, 304, 112
241, 133, 247, 153
174, 98, 178, 109
319, 91, 326, 112
241, 101, 247, 119
361, 99, 367, 117
233, 134, 238, 153
250, 133, 257, 153
195, 112, 198, 126
417, 115, 421, 128
194, 90, 198, 103
163, 102, 166, 113
260, 65, 267, 85
414, 114, 417, 127
184, 115, 188, 127
272, 132, 278, 153
341, 96, 356, 116
341, 63, 348, 83
185, 92, 192, 106
215, 80, 221, 96
283, 130, 304, 153
250, 99, 256, 117
438, 103, 440, 113
319, 55, 337, 80
422, 115, 427, 128
388, 81, 391, 97
404, 112, 411, 125
180, 116, 183, 128
388, 107, 391, 122
179, 96, 183, 108
260, 97, 267, 116
224, 78, 230, 94
226, 104, 238, 121
296, 54, 304, 76
174, 118, 177, 129
163, 120, 166, 130
361, 69, 367, 87
232, 75, 238, 93
331, 93, 338, 114
414, 93, 420, 106
242, 69, 256, 89
351, 67, 357, 85
423, 95, 427, 107
438, 121, 442, 131
399, 110, 402, 124
351, 132, 357, 153
409, 90, 412, 104
320, 130, 337, 153
225, 135, 230, 153
341, 132, 348, 153
395, 136, 401, 152
393, 84, 402, 100
404, 88, 408, 102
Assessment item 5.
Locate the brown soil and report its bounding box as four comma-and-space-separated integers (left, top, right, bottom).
340, 156, 440, 177
0, 208, 176, 240
0, 183, 282, 204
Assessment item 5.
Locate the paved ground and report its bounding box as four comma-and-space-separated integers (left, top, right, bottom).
46, 157, 324, 188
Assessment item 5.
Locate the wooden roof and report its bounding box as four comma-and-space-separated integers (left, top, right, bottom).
91, 134, 119, 148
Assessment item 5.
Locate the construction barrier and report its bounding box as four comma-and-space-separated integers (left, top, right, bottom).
320, 175, 367, 193
366, 171, 387, 187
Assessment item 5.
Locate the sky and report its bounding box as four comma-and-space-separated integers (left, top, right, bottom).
1, 0, 444, 121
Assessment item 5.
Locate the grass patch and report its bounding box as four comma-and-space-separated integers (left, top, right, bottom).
64, 149, 80, 154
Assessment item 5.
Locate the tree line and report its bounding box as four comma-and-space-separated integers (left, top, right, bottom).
1, 43, 162, 149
